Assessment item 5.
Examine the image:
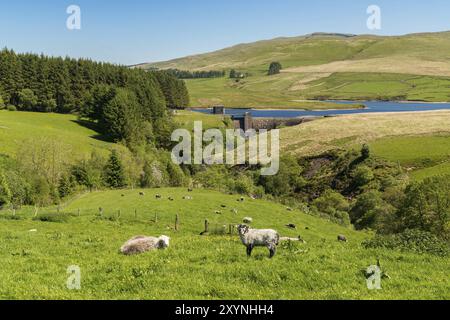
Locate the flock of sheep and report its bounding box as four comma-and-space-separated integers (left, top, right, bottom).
120, 190, 348, 258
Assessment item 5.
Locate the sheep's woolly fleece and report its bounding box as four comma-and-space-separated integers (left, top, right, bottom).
120, 235, 170, 255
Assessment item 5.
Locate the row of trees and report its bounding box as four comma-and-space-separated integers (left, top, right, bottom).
166, 69, 225, 79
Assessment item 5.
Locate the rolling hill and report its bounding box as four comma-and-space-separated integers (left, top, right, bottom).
0, 188, 448, 299
141, 31, 450, 108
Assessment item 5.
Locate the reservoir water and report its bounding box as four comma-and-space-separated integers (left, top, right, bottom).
192, 101, 450, 118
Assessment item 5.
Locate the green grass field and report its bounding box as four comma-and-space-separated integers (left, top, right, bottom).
369, 135, 450, 180
300, 73, 450, 102
185, 76, 364, 109
0, 188, 448, 300
369, 135, 450, 166
0, 110, 114, 158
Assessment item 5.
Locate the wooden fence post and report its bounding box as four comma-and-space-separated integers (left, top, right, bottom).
175, 214, 180, 231
154, 213, 158, 223
134, 209, 137, 219
204, 219, 209, 234
117, 210, 121, 218
77, 208, 81, 217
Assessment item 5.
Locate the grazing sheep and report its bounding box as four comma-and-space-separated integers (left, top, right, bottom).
280, 236, 306, 244
215, 210, 222, 215
286, 207, 293, 212
139, 192, 145, 196
285, 224, 297, 229
238, 197, 245, 202
237, 225, 280, 258
337, 235, 348, 242
183, 196, 192, 200
187, 188, 193, 192
120, 235, 170, 255
168, 197, 174, 201
121, 194, 125, 197
243, 217, 253, 224
221, 204, 227, 208
155, 194, 162, 199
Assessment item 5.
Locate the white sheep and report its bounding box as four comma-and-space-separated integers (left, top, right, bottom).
243, 217, 253, 224
120, 235, 170, 255
237, 224, 280, 258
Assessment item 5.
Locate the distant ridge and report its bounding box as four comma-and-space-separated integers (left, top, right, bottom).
140, 30, 450, 72
138, 30, 450, 108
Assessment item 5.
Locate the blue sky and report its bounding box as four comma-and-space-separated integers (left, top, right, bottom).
1, 0, 450, 65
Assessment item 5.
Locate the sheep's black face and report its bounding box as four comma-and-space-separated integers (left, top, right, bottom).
237, 224, 249, 235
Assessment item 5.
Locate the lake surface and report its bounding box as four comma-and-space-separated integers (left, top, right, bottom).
192, 101, 450, 118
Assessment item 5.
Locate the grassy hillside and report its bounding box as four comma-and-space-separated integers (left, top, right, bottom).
144, 32, 450, 107
0, 110, 114, 158
369, 135, 450, 181
0, 188, 448, 300
280, 110, 450, 180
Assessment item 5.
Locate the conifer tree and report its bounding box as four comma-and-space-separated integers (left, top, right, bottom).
104, 150, 126, 188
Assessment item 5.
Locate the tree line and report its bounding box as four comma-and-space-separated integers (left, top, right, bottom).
165, 69, 225, 79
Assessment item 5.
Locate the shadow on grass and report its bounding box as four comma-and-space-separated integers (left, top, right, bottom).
71, 119, 115, 143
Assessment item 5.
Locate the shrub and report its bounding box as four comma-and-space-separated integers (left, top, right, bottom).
312, 190, 351, 226
7, 105, 17, 111
397, 175, 450, 239
33, 213, 69, 223
17, 89, 38, 110
352, 165, 374, 187
0, 95, 5, 109
0, 170, 12, 208
268, 62, 282, 75
234, 175, 255, 195
166, 159, 187, 187
350, 190, 395, 230
141, 159, 165, 188
361, 144, 370, 160
259, 155, 305, 197
41, 98, 57, 113
0, 213, 23, 221
362, 229, 449, 256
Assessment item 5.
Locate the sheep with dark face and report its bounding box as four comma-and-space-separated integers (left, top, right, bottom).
120, 235, 170, 255
237, 224, 280, 258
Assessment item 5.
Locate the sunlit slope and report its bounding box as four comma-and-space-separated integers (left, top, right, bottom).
144, 32, 450, 107
0, 110, 114, 158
